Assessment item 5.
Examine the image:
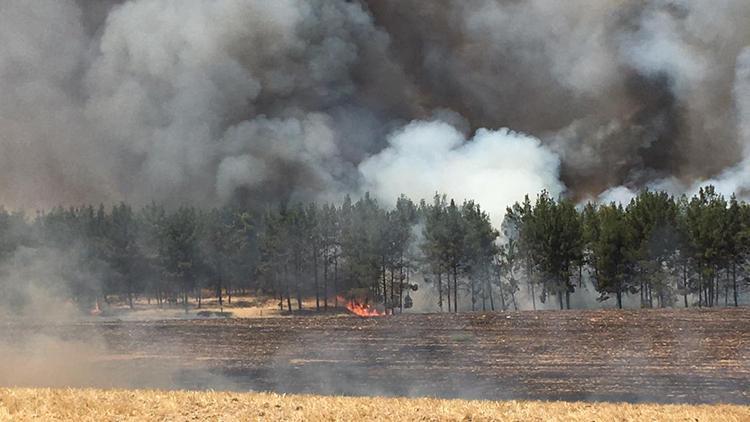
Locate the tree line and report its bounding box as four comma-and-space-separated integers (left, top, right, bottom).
0, 186, 748, 314
505, 186, 748, 309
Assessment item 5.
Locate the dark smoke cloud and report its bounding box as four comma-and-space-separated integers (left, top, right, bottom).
364, 0, 750, 199
0, 0, 418, 208
1, 0, 749, 212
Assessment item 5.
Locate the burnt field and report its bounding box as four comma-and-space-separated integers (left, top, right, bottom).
2, 308, 749, 404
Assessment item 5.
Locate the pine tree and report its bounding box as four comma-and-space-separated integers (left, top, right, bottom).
587, 203, 634, 308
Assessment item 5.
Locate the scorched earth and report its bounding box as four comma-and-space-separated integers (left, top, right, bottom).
1, 308, 748, 404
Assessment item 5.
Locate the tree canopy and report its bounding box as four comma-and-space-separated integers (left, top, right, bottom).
1, 186, 749, 314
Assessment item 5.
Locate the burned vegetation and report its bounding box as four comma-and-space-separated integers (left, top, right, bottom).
1, 309, 748, 404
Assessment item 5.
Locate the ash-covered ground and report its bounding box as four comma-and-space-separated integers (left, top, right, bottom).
1, 309, 749, 404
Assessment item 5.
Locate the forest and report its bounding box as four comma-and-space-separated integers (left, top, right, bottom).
0, 186, 748, 314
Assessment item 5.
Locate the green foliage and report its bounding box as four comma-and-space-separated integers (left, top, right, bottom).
511, 192, 583, 309
1, 185, 749, 313
586, 203, 634, 308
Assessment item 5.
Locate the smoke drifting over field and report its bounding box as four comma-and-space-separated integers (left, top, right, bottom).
1, 0, 749, 214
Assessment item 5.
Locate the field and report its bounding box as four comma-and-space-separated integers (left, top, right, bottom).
1, 308, 749, 404
2, 388, 750, 421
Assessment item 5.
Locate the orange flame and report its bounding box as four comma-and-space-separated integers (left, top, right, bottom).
90, 300, 102, 316
337, 296, 384, 317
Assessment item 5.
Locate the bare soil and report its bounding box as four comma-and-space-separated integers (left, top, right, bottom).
1, 308, 748, 404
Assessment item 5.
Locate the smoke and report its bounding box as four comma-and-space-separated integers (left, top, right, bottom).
0, 244, 239, 390
0, 0, 414, 208
739, 48, 750, 145
364, 0, 750, 199
359, 120, 564, 227
690, 47, 750, 198
0, 246, 105, 319
594, 46, 750, 205
1, 0, 750, 216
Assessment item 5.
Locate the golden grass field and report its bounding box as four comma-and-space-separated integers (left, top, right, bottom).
1, 388, 748, 421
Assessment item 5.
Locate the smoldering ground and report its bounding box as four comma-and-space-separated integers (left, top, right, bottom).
0, 246, 238, 390
3, 310, 749, 404
0, 246, 747, 403
1, 0, 750, 217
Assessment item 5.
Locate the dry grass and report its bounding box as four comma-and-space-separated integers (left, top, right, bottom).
0, 388, 748, 421
98, 294, 334, 319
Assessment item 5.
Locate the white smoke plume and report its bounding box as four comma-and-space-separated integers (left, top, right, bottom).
359, 120, 564, 227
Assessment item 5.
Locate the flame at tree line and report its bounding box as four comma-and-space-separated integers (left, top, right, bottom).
338, 296, 385, 317
4, 187, 750, 315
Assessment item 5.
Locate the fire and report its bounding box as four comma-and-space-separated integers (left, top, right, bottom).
90, 300, 102, 316
337, 296, 384, 317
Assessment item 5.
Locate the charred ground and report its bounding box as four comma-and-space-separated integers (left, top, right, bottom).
2, 308, 748, 404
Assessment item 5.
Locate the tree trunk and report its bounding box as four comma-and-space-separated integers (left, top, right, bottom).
400, 265, 407, 313
313, 244, 320, 312
227, 275, 232, 305
640, 281, 644, 308
333, 255, 338, 308
659, 290, 665, 309
488, 275, 495, 311
437, 271, 443, 312
498, 274, 506, 311
295, 250, 303, 311
481, 276, 487, 312
470, 276, 476, 312
716, 271, 721, 307
381, 255, 387, 313
616, 291, 623, 309
323, 250, 329, 310
453, 265, 458, 313
578, 265, 583, 288
683, 261, 689, 308
398, 252, 404, 312
528, 265, 537, 311
217, 269, 223, 312
391, 268, 403, 315
725, 268, 730, 307
285, 264, 292, 312
447, 271, 452, 313
712, 272, 717, 307
733, 263, 738, 307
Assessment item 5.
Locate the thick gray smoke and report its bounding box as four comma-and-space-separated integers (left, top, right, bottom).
0, 0, 415, 208
597, 44, 750, 203
1, 0, 750, 213
365, 0, 750, 201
